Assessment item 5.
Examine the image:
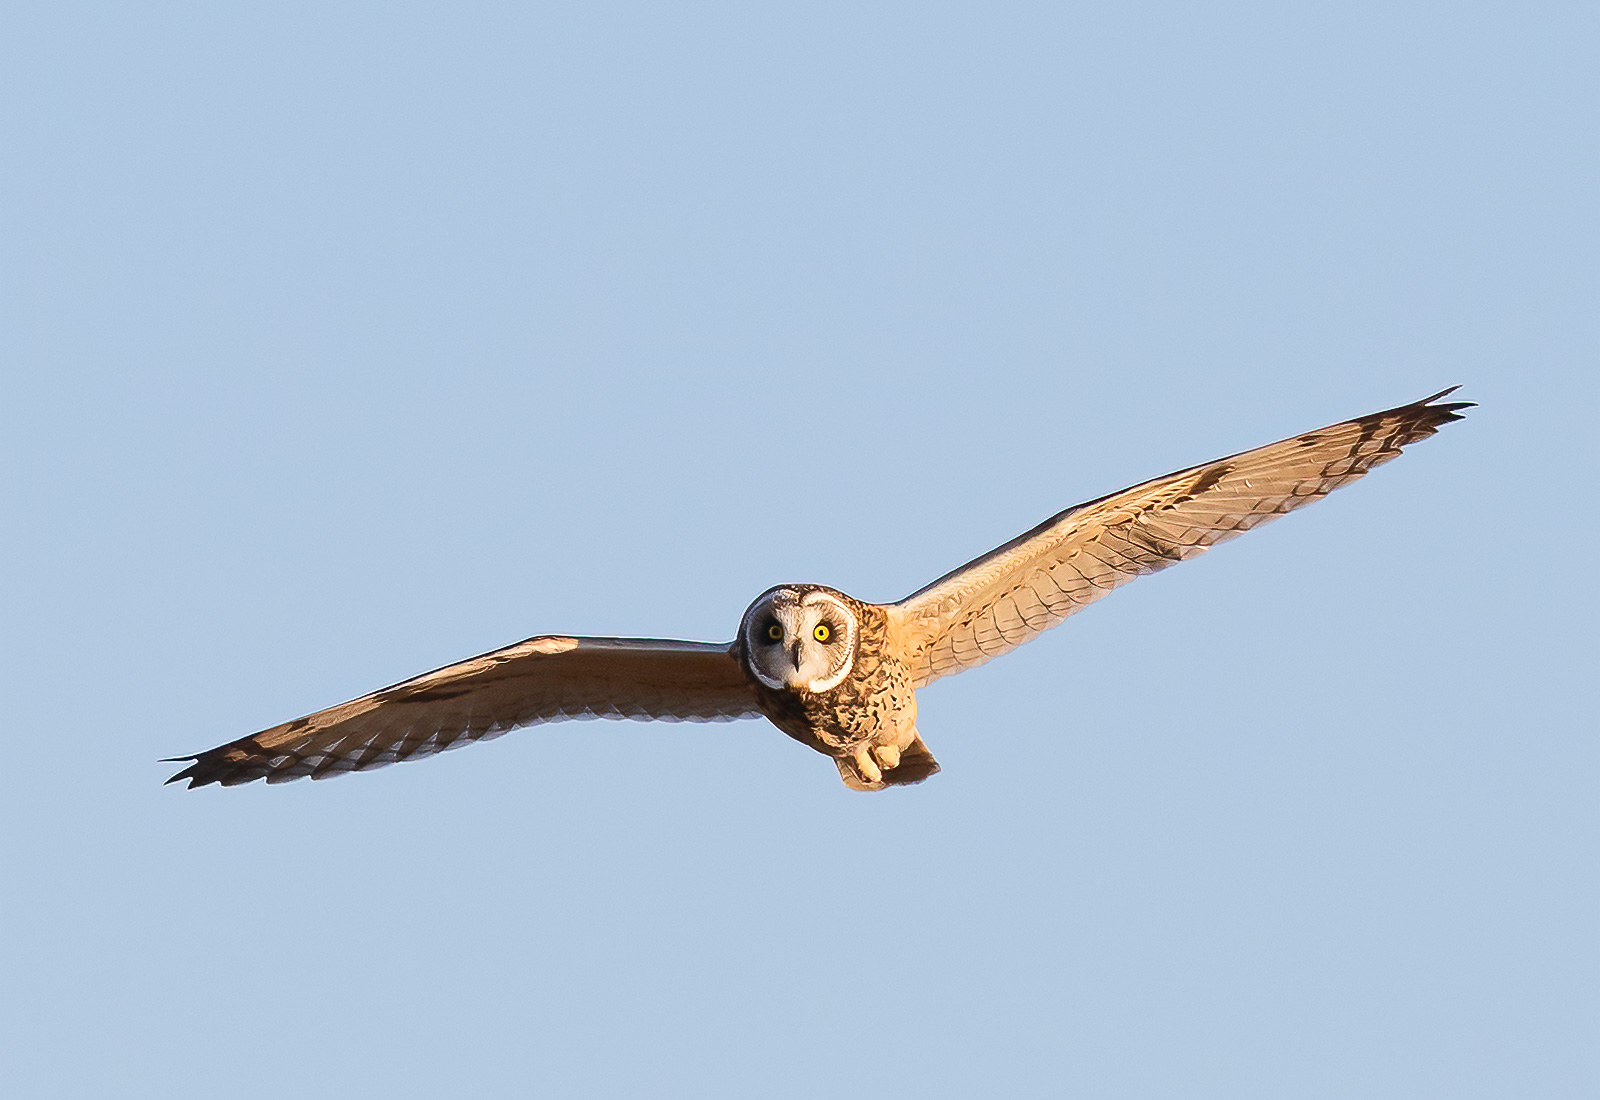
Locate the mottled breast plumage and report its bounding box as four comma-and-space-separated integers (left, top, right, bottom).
739, 591, 910, 751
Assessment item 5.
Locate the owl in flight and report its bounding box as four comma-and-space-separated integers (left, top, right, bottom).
167, 388, 1469, 791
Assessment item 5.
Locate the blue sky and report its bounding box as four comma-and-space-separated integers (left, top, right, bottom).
3, 3, 1595, 1097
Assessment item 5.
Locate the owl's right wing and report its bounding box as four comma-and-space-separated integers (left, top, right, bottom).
888, 388, 1471, 689
165, 636, 761, 787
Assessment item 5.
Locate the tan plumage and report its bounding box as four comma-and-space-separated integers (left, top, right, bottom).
887, 387, 1471, 688
167, 388, 1470, 791
166, 639, 761, 787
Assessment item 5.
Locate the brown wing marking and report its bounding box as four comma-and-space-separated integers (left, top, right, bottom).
890, 388, 1471, 688
165, 636, 761, 787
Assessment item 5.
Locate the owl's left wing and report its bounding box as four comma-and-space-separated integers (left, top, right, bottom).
165, 636, 761, 787
888, 388, 1471, 689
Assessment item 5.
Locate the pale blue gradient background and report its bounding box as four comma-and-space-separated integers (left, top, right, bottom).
3, 3, 1595, 1097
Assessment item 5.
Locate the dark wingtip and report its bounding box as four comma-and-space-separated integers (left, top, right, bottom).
1373, 387, 1472, 444
161, 755, 214, 788
1416, 385, 1474, 419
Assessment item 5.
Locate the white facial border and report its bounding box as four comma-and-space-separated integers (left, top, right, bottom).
799, 591, 856, 693
741, 589, 797, 690
740, 588, 857, 693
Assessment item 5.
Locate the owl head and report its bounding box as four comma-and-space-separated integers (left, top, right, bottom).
739, 585, 858, 694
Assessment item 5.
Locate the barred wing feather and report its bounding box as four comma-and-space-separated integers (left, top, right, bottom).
165, 637, 760, 787
889, 388, 1471, 689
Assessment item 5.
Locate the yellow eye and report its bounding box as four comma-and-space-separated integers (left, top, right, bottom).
813, 623, 831, 643
766, 623, 783, 641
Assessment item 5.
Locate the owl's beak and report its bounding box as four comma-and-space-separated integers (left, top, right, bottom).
789, 642, 805, 671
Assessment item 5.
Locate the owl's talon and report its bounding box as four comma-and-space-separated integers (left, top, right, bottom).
852, 746, 882, 785
872, 743, 901, 771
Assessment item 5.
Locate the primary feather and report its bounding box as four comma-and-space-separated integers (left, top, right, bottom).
165, 638, 760, 787
889, 387, 1471, 687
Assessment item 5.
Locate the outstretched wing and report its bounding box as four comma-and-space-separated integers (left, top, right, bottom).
889, 388, 1471, 688
166, 636, 761, 787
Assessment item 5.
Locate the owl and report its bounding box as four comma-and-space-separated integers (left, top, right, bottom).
166, 388, 1470, 791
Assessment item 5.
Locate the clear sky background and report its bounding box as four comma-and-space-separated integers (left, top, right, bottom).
3, 3, 1595, 1097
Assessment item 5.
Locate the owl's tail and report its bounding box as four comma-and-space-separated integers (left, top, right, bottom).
835, 735, 941, 792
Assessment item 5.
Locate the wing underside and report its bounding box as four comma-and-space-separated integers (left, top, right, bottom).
889, 388, 1471, 688
166, 636, 761, 787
